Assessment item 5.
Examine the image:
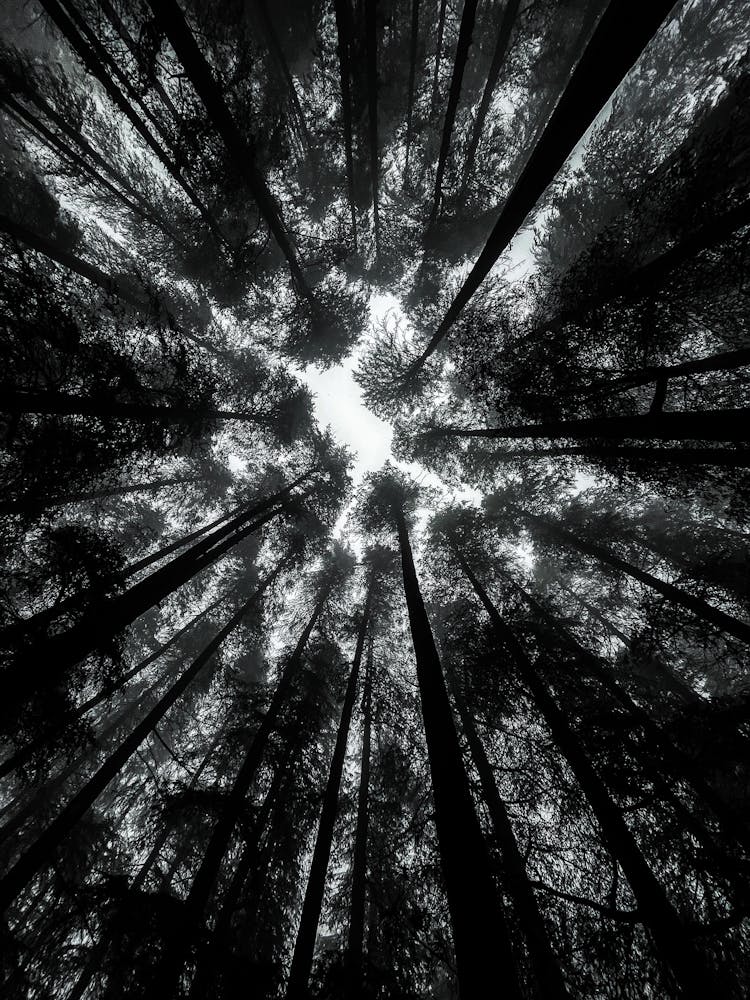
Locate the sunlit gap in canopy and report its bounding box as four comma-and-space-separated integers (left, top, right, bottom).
301, 291, 481, 548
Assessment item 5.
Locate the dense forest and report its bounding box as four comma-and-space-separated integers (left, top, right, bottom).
1, 0, 749, 996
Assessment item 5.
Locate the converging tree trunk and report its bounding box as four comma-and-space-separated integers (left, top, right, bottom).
408, 0, 677, 374
428, 0, 478, 224
286, 574, 375, 997
450, 545, 716, 996
0, 571, 279, 912
333, 0, 358, 243
512, 506, 750, 647
458, 0, 520, 199
344, 637, 374, 1000
392, 502, 522, 998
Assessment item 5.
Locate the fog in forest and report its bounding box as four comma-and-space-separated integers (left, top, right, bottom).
1, 1, 750, 997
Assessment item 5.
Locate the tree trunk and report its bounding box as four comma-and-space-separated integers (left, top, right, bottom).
188, 734, 296, 999
344, 637, 373, 1000
473, 444, 750, 469
0, 473, 204, 516
1, 387, 282, 426
38, 0, 223, 244
0, 572, 277, 913
403, 0, 421, 187
430, 408, 750, 443
286, 576, 374, 997
429, 0, 448, 118
446, 662, 570, 999
333, 0, 358, 244
365, 0, 380, 261
409, 0, 677, 374
393, 505, 522, 999
252, 0, 311, 153
458, 0, 520, 200
146, 0, 313, 300
580, 346, 750, 401
150, 585, 332, 994
428, 0, 478, 224
6, 471, 312, 709
452, 547, 716, 996
515, 507, 750, 647
0, 587, 234, 782
65, 731, 222, 1000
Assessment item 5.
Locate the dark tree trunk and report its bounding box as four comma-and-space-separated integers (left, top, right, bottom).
393, 505, 522, 999
188, 734, 296, 999
286, 578, 375, 997
344, 638, 373, 1000
365, 0, 380, 261
476, 444, 750, 469
0, 473, 204, 516
452, 548, 716, 996
1, 387, 279, 426
431, 408, 750, 443
65, 732, 222, 1000
428, 0, 478, 224
409, 0, 677, 373
151, 585, 333, 994
0, 571, 277, 911
429, 0, 448, 118
515, 507, 750, 647
38, 0, 222, 243
403, 0, 421, 186
537, 197, 750, 339
253, 0, 311, 153
333, 0, 358, 243
458, 0, 520, 199
446, 663, 570, 999
5, 471, 311, 709
146, 0, 313, 299
0, 589, 230, 781
580, 347, 750, 401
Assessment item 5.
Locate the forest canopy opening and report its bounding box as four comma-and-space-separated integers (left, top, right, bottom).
2, 1, 750, 998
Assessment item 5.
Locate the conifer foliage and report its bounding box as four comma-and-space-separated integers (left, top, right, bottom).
1, 0, 749, 997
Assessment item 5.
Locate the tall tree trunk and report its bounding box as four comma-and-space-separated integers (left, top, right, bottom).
65, 732, 222, 1000
365, 0, 381, 262
0, 387, 288, 426
392, 504, 522, 998
0, 92, 179, 242
429, 408, 750, 443
0, 473, 204, 516
333, 0, 358, 244
286, 576, 375, 997
579, 346, 750, 402
536, 196, 750, 340
514, 581, 750, 858
470, 444, 750, 469
150, 585, 332, 994
451, 546, 716, 996
446, 662, 570, 999
408, 0, 676, 375
252, 0, 311, 154
0, 572, 277, 913
403, 0, 421, 187
6, 471, 312, 708
514, 506, 750, 647
344, 637, 373, 1000
429, 0, 448, 118
0, 588, 232, 781
37, 0, 223, 244
146, 0, 314, 300
458, 0, 520, 200
428, 0, 478, 224
188, 733, 296, 999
